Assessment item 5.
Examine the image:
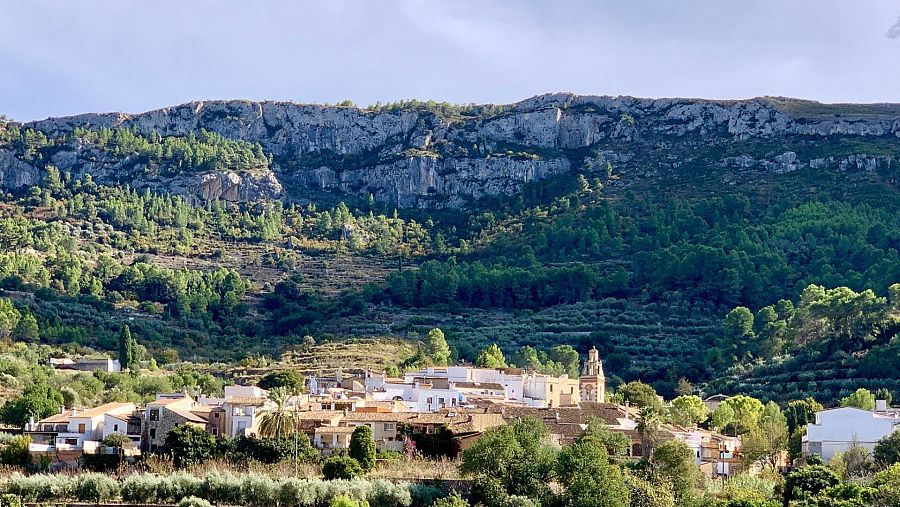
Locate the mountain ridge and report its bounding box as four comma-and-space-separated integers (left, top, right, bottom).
3, 93, 899, 209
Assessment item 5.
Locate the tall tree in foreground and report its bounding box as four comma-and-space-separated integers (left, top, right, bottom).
460, 416, 556, 501
556, 435, 629, 507
165, 424, 216, 468
349, 424, 376, 471
651, 440, 701, 506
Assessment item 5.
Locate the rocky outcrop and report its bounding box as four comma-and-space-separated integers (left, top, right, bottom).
157, 169, 284, 203
0, 150, 41, 189
720, 152, 894, 175
5, 94, 900, 207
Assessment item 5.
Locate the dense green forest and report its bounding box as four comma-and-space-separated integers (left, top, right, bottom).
2, 121, 900, 403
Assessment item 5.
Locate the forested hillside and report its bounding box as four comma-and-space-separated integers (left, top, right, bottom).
1, 95, 900, 403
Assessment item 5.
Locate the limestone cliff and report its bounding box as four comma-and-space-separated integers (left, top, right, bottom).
3, 94, 899, 207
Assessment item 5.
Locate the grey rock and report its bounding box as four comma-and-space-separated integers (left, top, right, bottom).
5, 94, 900, 207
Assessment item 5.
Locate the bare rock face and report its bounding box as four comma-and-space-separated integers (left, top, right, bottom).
0, 150, 40, 189
161, 169, 284, 203
6, 94, 900, 207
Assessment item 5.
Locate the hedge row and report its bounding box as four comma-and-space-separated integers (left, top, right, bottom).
1, 471, 444, 507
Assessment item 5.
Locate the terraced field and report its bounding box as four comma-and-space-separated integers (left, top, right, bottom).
313, 297, 718, 388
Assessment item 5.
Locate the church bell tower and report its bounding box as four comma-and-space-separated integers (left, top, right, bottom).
579, 346, 606, 403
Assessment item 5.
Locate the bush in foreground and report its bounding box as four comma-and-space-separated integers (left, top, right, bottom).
74, 473, 120, 503
177, 496, 213, 507
323, 456, 364, 480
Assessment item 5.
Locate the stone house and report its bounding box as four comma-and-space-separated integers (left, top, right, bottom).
141, 394, 210, 453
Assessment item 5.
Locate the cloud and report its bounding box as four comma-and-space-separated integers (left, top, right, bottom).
887, 15, 900, 39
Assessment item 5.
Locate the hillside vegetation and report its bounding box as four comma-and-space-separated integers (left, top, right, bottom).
1, 100, 900, 403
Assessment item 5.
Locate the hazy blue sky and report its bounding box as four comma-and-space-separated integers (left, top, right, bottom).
2, 1, 900, 121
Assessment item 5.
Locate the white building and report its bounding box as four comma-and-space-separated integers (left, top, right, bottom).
27, 402, 137, 453
803, 403, 900, 462
379, 366, 579, 410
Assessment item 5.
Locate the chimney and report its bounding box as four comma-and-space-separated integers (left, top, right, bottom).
876, 399, 888, 412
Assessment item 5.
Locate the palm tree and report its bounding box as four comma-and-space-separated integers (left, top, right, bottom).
637, 406, 661, 457
259, 387, 295, 439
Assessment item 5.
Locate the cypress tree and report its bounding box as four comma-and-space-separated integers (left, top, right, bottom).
118, 324, 137, 370
349, 425, 376, 471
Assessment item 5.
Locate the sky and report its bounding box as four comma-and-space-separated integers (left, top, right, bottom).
2, 1, 900, 121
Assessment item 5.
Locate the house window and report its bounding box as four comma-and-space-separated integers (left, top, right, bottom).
65, 438, 78, 446
149, 429, 156, 439
427, 397, 433, 404
214, 413, 220, 418
211, 428, 218, 436
550, 385, 553, 392
149, 409, 160, 421
113, 424, 119, 432
384, 423, 395, 432
78, 423, 86, 433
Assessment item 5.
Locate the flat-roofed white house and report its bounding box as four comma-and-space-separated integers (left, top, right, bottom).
27, 402, 137, 453
803, 403, 900, 462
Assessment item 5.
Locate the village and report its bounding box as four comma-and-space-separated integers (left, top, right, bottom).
24, 346, 900, 482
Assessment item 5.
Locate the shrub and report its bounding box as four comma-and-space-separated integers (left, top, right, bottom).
624, 472, 675, 507
410, 483, 447, 507
783, 465, 840, 504
198, 470, 243, 505
278, 477, 323, 507
871, 463, 900, 507
232, 434, 317, 464
74, 472, 120, 503
0, 436, 30, 467
721, 473, 778, 503
431, 492, 470, 507
470, 476, 508, 507
502, 496, 537, 507
331, 494, 367, 507
241, 474, 277, 507
874, 431, 900, 466
177, 496, 213, 507
0, 494, 20, 507
368, 479, 413, 507
157, 471, 201, 503
323, 456, 363, 480
324, 479, 371, 504
121, 474, 163, 504
4, 473, 74, 502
